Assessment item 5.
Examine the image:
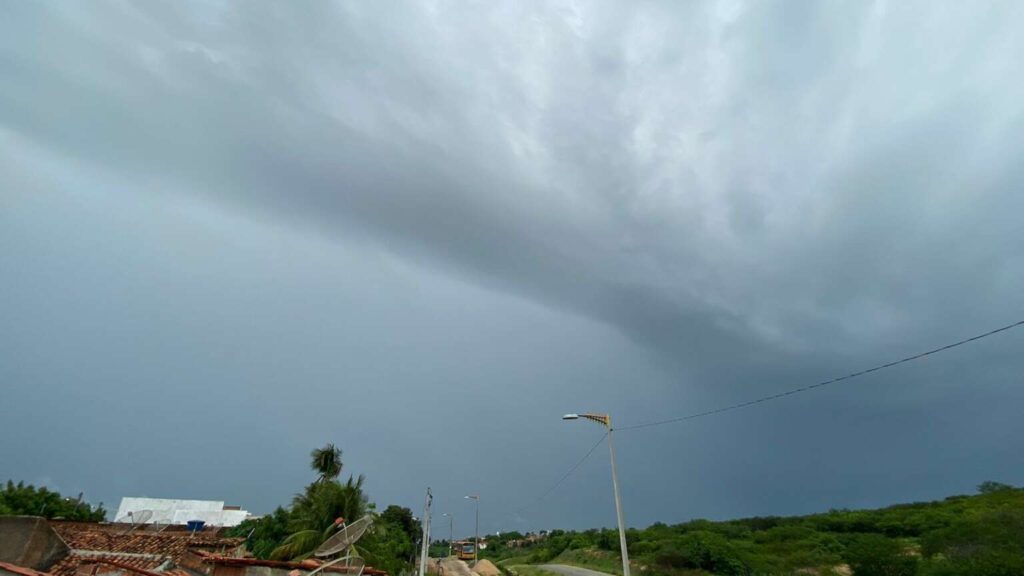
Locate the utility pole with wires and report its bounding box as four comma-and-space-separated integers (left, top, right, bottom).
418, 488, 433, 576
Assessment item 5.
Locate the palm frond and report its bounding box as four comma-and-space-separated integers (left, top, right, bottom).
270, 529, 324, 560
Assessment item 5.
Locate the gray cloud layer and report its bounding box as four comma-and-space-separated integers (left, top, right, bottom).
2, 1, 1023, 533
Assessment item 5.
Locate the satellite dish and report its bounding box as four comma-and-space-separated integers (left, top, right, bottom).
308, 556, 365, 576
306, 516, 374, 576
315, 515, 374, 557
119, 510, 154, 534
133, 510, 154, 524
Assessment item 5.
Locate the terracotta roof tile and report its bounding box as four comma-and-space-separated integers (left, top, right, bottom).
46, 522, 243, 576
198, 556, 387, 576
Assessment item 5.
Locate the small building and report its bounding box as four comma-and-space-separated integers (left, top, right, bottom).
47, 520, 244, 576
0, 518, 386, 576
113, 499, 252, 528
0, 517, 241, 576
0, 561, 57, 576
183, 551, 386, 576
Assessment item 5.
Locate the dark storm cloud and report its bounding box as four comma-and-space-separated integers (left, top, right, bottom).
4, 2, 1023, 360
2, 1, 1023, 531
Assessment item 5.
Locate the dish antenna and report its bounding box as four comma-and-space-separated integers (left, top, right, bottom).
307, 515, 374, 576
119, 509, 154, 534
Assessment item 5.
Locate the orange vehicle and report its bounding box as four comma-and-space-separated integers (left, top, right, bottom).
454, 540, 476, 561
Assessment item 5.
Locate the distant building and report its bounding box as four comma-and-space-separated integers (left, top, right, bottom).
114, 498, 251, 528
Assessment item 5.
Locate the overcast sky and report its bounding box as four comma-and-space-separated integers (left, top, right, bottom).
2, 1, 1024, 536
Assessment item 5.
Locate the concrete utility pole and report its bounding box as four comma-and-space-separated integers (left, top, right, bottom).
418, 488, 433, 576
563, 413, 631, 576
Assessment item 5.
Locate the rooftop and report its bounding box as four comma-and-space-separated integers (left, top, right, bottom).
189, 552, 387, 576
47, 521, 242, 576
0, 561, 55, 576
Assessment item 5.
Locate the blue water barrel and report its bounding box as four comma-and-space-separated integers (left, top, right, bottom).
186, 520, 206, 532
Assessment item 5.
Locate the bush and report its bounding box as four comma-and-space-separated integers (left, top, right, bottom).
651, 531, 749, 576
919, 507, 1024, 576
843, 534, 918, 576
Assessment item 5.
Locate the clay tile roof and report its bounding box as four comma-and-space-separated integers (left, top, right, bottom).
45, 522, 243, 576
198, 556, 387, 576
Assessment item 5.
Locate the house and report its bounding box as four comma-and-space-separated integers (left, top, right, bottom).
46, 520, 244, 576
0, 517, 242, 576
0, 518, 387, 576
113, 499, 252, 528
182, 551, 387, 576
0, 561, 56, 576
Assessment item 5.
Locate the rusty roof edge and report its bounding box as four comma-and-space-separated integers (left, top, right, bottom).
197, 555, 387, 576
69, 553, 166, 561
0, 561, 56, 576
78, 558, 171, 576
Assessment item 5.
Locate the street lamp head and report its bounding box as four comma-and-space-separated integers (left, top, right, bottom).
562, 414, 580, 420
464, 495, 479, 500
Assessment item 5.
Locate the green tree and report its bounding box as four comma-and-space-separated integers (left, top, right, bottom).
271, 475, 369, 560
379, 505, 418, 543
226, 507, 292, 559
1, 481, 106, 521
920, 507, 1024, 576
977, 481, 1014, 495
310, 444, 344, 483
361, 507, 417, 576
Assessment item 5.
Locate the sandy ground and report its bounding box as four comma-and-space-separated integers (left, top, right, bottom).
427, 557, 502, 576
429, 558, 476, 576
471, 559, 501, 576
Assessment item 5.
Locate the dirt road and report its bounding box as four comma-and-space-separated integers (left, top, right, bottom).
433, 558, 477, 576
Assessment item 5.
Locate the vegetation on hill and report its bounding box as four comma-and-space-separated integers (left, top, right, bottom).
481, 482, 1023, 576
0, 480, 107, 521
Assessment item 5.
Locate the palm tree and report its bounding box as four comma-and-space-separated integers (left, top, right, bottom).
310, 443, 343, 483
271, 474, 369, 560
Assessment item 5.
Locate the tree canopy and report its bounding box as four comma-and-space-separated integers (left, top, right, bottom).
225, 443, 416, 576
481, 482, 1023, 576
0, 480, 106, 521
310, 443, 344, 483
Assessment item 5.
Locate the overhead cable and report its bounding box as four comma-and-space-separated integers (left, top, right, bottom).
513, 431, 608, 516
617, 318, 1024, 432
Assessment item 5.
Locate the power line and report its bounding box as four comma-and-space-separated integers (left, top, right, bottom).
617, 318, 1024, 432
513, 431, 608, 516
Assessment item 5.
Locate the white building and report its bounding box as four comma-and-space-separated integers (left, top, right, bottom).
114, 497, 252, 527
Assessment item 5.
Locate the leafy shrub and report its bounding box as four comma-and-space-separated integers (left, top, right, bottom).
919, 507, 1024, 576
843, 534, 918, 576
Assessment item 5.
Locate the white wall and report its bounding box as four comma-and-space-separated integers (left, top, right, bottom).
114, 497, 251, 527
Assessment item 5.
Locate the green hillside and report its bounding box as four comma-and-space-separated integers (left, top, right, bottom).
485, 482, 1023, 576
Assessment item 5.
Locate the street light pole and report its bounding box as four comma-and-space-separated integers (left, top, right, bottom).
563, 413, 631, 576
442, 513, 454, 557
464, 495, 480, 566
